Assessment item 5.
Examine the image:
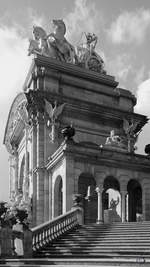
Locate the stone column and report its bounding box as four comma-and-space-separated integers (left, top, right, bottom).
8, 155, 15, 198
49, 172, 52, 220
31, 119, 37, 226
36, 113, 44, 225
120, 178, 128, 223
44, 170, 49, 221
13, 149, 19, 194
121, 191, 127, 222
24, 127, 29, 201
96, 186, 103, 224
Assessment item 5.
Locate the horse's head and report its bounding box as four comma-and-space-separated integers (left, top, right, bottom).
33, 26, 47, 40
52, 19, 66, 36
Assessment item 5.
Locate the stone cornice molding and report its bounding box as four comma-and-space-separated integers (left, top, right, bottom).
24, 55, 118, 90
46, 141, 150, 173
23, 56, 137, 107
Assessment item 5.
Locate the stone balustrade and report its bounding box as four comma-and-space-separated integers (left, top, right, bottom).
32, 207, 83, 252
0, 208, 83, 258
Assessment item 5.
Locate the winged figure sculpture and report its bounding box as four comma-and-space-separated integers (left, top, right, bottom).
123, 118, 140, 137
45, 100, 66, 143
45, 100, 65, 123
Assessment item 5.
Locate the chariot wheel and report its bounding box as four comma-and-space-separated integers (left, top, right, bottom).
85, 55, 103, 72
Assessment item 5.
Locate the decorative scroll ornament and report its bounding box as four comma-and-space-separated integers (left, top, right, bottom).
45, 100, 65, 143
123, 118, 141, 153
28, 20, 105, 73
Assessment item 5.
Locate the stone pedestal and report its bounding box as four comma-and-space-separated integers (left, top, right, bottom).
104, 209, 121, 224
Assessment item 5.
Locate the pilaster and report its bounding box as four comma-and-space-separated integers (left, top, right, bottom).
36, 112, 45, 225
31, 118, 37, 226
65, 155, 75, 212
44, 170, 49, 221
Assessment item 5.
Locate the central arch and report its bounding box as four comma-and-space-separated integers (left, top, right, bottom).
103, 176, 121, 222
127, 179, 142, 222
78, 173, 97, 224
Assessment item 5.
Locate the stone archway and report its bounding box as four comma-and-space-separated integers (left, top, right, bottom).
103, 176, 121, 222
127, 179, 142, 222
54, 175, 63, 217
78, 173, 97, 224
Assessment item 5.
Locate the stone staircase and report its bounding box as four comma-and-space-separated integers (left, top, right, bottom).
2, 221, 150, 266
34, 222, 150, 260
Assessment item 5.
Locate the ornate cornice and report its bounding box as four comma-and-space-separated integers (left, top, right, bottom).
46, 141, 150, 173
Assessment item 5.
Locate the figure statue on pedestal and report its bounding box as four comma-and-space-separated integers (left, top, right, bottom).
109, 197, 119, 210
105, 130, 126, 150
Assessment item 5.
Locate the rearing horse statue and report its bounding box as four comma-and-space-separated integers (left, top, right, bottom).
28, 20, 76, 64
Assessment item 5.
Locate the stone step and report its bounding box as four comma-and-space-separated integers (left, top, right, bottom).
56, 236, 150, 241
1, 257, 150, 266
41, 246, 150, 251
34, 223, 150, 261
61, 233, 150, 238
50, 241, 150, 246
74, 229, 150, 233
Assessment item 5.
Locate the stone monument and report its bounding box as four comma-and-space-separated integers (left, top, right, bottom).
3, 19, 150, 226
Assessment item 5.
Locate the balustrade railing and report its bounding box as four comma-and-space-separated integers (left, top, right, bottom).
31, 207, 83, 252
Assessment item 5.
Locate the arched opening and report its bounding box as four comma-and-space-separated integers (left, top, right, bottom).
54, 176, 63, 217
127, 179, 142, 222
78, 173, 97, 224
103, 176, 121, 222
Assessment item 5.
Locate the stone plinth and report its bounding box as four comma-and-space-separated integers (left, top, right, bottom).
104, 209, 121, 224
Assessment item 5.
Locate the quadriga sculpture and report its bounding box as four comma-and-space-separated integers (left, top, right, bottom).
28, 19, 105, 73
28, 20, 76, 63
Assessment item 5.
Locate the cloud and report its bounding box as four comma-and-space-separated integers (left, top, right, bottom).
134, 66, 146, 86
135, 78, 150, 154
135, 78, 150, 115
0, 25, 31, 200
27, 7, 47, 32
108, 9, 150, 44
106, 53, 132, 87
0, 26, 31, 106
64, 0, 104, 44
0, 9, 46, 201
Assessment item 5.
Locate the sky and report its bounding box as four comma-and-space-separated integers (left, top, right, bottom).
0, 0, 150, 201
